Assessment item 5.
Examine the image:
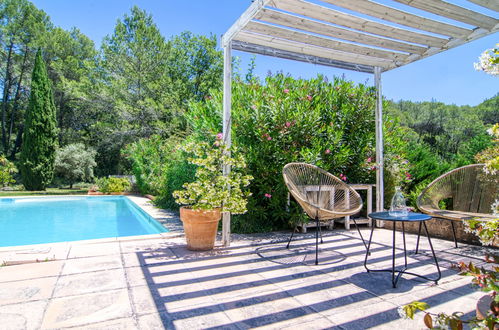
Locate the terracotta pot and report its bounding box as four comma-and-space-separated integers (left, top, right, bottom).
180, 207, 221, 251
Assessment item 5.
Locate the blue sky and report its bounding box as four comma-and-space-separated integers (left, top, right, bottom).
32, 0, 498, 106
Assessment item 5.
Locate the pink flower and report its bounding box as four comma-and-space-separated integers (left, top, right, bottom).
283, 89, 289, 94
306, 95, 312, 101
367, 157, 372, 162
251, 105, 257, 110
267, 136, 272, 141
264, 193, 272, 198
285, 122, 291, 128
325, 149, 331, 154
340, 174, 347, 181
216, 133, 223, 140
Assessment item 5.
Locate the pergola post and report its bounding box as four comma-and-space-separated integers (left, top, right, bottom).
222, 41, 232, 247
374, 66, 384, 212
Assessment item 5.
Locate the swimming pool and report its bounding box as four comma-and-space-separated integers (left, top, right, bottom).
0, 196, 168, 247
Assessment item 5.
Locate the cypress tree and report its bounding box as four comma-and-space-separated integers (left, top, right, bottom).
20, 49, 57, 190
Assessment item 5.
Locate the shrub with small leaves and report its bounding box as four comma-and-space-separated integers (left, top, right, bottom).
96, 177, 131, 193
54, 143, 97, 189
173, 136, 253, 214
0, 155, 17, 187
402, 259, 499, 329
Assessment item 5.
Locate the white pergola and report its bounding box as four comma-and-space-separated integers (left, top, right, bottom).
220, 0, 499, 245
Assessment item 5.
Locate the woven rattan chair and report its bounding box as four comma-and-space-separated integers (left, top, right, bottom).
283, 163, 364, 264
417, 164, 498, 248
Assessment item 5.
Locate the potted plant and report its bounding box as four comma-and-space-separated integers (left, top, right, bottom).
173, 135, 253, 251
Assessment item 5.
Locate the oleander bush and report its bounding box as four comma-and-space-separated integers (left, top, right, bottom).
186, 73, 409, 232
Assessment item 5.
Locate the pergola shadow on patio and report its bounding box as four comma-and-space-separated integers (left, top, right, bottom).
219, 0, 499, 245
0, 224, 495, 328
129, 229, 490, 329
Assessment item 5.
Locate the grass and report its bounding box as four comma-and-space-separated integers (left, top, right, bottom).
0, 187, 88, 197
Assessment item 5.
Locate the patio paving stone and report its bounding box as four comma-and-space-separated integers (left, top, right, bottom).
67, 242, 121, 258
0, 260, 63, 282
69, 317, 138, 329
53, 268, 126, 298
41, 288, 133, 328
61, 254, 123, 275
0, 276, 57, 305
253, 313, 337, 330
0, 300, 48, 330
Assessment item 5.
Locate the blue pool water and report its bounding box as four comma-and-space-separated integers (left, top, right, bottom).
0, 196, 167, 247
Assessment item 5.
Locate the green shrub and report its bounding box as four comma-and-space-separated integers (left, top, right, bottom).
125, 135, 196, 210
124, 135, 168, 195
186, 73, 408, 232
0, 155, 17, 187
96, 177, 131, 193
54, 143, 97, 188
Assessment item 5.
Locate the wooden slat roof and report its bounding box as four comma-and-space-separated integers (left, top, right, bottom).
222, 0, 499, 74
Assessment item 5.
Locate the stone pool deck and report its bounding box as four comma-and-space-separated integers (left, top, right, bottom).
1, 218, 496, 329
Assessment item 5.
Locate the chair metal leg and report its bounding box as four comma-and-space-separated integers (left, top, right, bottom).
315, 215, 319, 265
415, 222, 422, 254
286, 227, 295, 249
423, 222, 441, 284
450, 220, 458, 248
318, 220, 324, 244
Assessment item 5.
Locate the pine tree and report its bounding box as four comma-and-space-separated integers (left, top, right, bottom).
20, 49, 57, 190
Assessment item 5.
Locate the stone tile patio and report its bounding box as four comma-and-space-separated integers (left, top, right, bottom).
0, 222, 496, 329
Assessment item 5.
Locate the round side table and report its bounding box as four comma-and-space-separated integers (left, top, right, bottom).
365, 211, 441, 288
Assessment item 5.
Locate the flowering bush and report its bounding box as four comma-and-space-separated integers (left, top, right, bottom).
474, 45, 499, 76
186, 73, 408, 232
173, 136, 253, 214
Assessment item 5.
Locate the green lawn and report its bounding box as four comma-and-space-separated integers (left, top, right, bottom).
0, 188, 88, 197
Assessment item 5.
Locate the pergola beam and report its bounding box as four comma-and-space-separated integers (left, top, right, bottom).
392, 0, 498, 30
374, 67, 384, 213
245, 21, 409, 61
232, 40, 375, 73
321, 0, 471, 37
272, 0, 449, 47
256, 9, 428, 55
221, 42, 232, 246
235, 31, 395, 69
468, 0, 499, 12
222, 0, 271, 47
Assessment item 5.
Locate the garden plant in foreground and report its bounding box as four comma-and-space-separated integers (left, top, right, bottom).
173, 134, 253, 250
